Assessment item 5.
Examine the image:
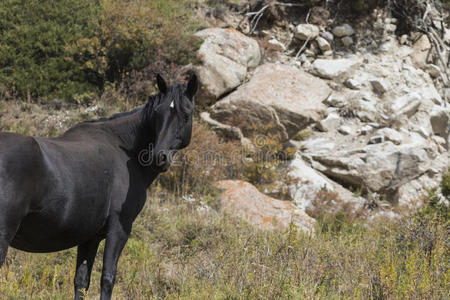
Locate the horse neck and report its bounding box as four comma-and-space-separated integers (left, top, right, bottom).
101, 109, 154, 154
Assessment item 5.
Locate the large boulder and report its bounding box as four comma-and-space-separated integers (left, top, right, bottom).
310, 141, 439, 195
194, 28, 261, 102
288, 155, 365, 214
209, 63, 331, 141
215, 180, 315, 232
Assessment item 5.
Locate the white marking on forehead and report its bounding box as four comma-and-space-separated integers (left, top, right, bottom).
169, 100, 174, 108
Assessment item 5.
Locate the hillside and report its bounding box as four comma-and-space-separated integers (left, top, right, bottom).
0, 0, 449, 299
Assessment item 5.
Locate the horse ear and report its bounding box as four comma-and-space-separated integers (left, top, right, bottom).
186, 74, 198, 100
156, 74, 167, 94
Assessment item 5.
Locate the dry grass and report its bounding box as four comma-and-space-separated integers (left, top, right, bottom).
0, 98, 448, 299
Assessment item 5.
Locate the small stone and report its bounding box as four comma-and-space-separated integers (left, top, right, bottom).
370, 79, 389, 94
358, 125, 374, 135
432, 135, 446, 146
323, 94, 347, 108
368, 123, 381, 129
338, 125, 352, 135
430, 106, 449, 136
344, 78, 361, 90
341, 36, 353, 47
304, 49, 316, 57
323, 50, 334, 56
385, 24, 397, 33
425, 64, 441, 78
377, 128, 403, 145
295, 24, 320, 40
312, 58, 360, 79
399, 34, 408, 45
320, 31, 334, 41
332, 24, 354, 37
392, 93, 421, 117
316, 36, 331, 51
298, 54, 307, 63
368, 135, 385, 144
357, 111, 376, 122
317, 113, 341, 132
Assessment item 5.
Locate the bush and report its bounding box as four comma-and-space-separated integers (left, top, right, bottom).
0, 0, 101, 100
0, 0, 201, 101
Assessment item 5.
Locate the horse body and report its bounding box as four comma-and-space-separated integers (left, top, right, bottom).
0, 74, 198, 299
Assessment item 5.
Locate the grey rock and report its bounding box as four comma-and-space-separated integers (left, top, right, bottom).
430, 106, 449, 136
369, 135, 385, 144
341, 36, 353, 47
295, 24, 320, 40
344, 78, 361, 90
195, 28, 261, 100
317, 113, 341, 132
377, 128, 403, 145
338, 125, 352, 135
210, 64, 331, 142
320, 31, 334, 41
316, 36, 331, 51
312, 58, 360, 79
332, 24, 354, 37
392, 92, 421, 117
323, 94, 347, 108
370, 79, 390, 94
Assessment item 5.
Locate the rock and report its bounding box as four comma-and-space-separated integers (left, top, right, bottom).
310, 142, 436, 194
301, 138, 336, 154
341, 36, 353, 47
385, 24, 397, 33
425, 64, 441, 78
370, 79, 389, 94
199, 111, 253, 148
411, 34, 431, 68
215, 180, 315, 232
323, 50, 334, 56
357, 111, 376, 123
323, 93, 347, 108
316, 36, 331, 51
344, 78, 361, 90
317, 113, 341, 132
392, 92, 421, 117
288, 155, 364, 213
295, 24, 320, 40
430, 106, 449, 136
358, 125, 375, 135
320, 31, 334, 41
377, 128, 403, 145
332, 24, 354, 37
312, 58, 360, 79
368, 135, 385, 144
194, 28, 261, 100
338, 125, 352, 135
399, 34, 408, 45
210, 64, 331, 141
358, 99, 377, 113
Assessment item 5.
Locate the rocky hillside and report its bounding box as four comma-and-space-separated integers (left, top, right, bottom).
191, 1, 449, 231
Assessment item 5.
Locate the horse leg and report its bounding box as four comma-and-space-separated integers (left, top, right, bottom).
100, 219, 130, 300
0, 209, 24, 269
74, 238, 101, 300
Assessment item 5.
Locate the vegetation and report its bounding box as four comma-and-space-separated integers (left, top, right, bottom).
0, 96, 448, 300
0, 0, 201, 101
1, 178, 448, 299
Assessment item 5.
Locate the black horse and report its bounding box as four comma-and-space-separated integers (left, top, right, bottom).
0, 74, 197, 299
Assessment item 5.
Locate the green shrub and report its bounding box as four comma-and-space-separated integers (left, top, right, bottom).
0, 0, 201, 101
0, 0, 101, 100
